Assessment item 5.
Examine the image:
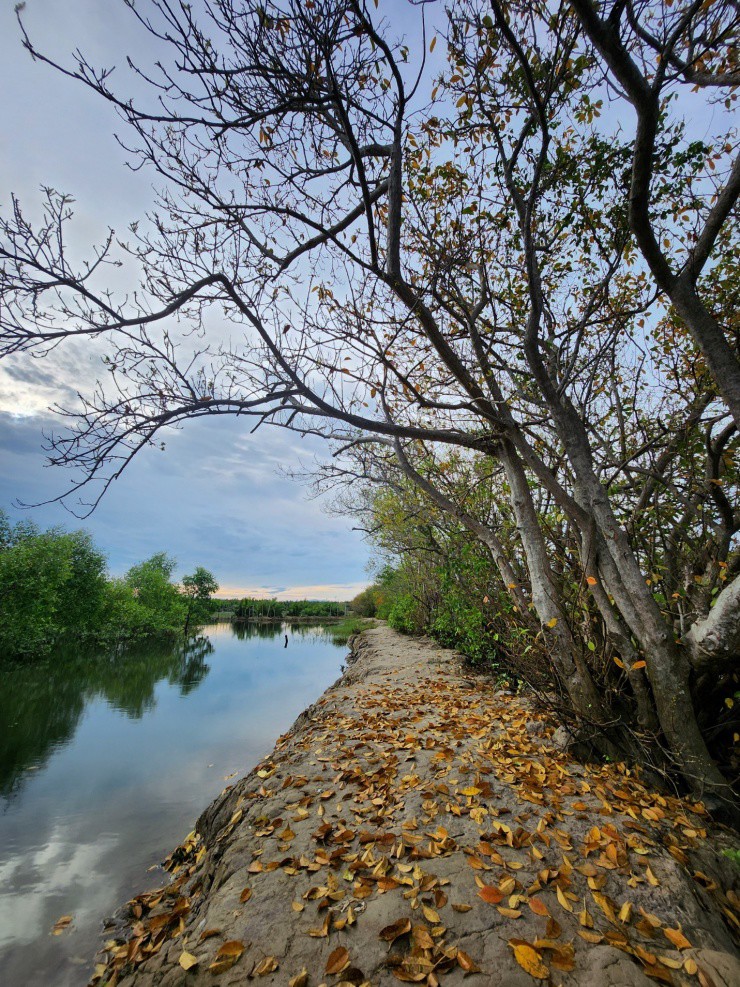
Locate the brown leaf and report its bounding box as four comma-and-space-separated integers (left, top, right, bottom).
379, 917, 412, 944
240, 887, 253, 903
452, 903, 473, 913
456, 949, 481, 974
511, 943, 549, 980
326, 947, 351, 976
289, 970, 309, 987
209, 940, 246, 974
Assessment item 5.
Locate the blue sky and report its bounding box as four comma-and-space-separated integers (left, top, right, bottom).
0, 0, 379, 599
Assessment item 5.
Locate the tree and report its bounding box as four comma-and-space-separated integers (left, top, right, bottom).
125, 552, 184, 631
0, 1, 737, 809
181, 566, 219, 633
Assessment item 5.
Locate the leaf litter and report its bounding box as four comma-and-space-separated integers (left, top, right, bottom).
88, 630, 740, 986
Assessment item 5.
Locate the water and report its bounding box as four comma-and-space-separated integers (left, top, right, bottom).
0, 621, 347, 986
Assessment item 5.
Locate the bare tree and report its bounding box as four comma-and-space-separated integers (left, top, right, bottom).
1, 0, 737, 810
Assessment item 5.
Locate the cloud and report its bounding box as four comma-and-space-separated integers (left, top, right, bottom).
0, 410, 371, 594
215, 581, 371, 602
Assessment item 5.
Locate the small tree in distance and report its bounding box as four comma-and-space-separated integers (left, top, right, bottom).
181, 567, 219, 634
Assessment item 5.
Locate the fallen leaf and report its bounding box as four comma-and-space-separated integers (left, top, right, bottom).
664, 927, 691, 950
326, 947, 350, 976
289, 970, 309, 987
456, 949, 481, 973
556, 886, 573, 913
379, 917, 412, 944
52, 915, 73, 936
478, 885, 505, 904
209, 940, 246, 975
240, 887, 253, 903
253, 955, 278, 977
179, 951, 199, 971
528, 897, 550, 917
511, 942, 549, 980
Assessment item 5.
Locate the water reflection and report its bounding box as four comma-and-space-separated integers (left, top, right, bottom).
0, 621, 345, 987
0, 634, 213, 799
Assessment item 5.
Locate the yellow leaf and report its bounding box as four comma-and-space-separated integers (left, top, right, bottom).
429, 36, 437, 53
546, 617, 558, 628
52, 915, 73, 936
664, 927, 691, 950
289, 970, 309, 987
511, 942, 549, 979
556, 885, 573, 912
253, 956, 279, 977
179, 951, 199, 971
632, 660, 647, 670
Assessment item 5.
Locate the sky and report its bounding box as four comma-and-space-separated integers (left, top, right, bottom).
0, 0, 391, 600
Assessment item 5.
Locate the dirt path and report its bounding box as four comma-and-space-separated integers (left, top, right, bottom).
91, 626, 740, 987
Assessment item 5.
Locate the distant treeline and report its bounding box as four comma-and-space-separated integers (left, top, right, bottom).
227, 598, 350, 620
0, 512, 218, 660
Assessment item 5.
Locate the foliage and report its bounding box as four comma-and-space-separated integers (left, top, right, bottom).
182, 566, 219, 632
0, 512, 217, 659
232, 598, 349, 620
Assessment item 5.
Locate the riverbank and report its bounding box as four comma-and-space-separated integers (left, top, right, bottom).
90, 626, 739, 986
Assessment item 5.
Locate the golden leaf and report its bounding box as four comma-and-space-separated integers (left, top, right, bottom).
179, 951, 199, 971
556, 886, 573, 912
422, 905, 440, 924
240, 887, 252, 903
209, 940, 246, 974
52, 915, 73, 936
511, 943, 549, 980
664, 927, 691, 950
289, 970, 309, 987
253, 955, 279, 977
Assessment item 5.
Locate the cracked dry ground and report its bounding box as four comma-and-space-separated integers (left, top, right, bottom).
91, 626, 740, 987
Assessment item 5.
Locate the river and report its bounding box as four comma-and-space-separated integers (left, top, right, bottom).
0, 621, 348, 986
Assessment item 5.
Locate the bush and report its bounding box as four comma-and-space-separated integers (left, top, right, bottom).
387, 594, 422, 634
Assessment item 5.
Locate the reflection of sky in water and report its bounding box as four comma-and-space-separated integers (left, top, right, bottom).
0, 623, 345, 986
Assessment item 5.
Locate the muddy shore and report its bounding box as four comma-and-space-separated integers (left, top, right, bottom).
91, 626, 740, 987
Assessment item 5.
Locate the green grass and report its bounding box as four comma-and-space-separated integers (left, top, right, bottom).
328, 617, 375, 646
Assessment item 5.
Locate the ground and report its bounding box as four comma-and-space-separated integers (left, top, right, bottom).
90, 626, 740, 987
